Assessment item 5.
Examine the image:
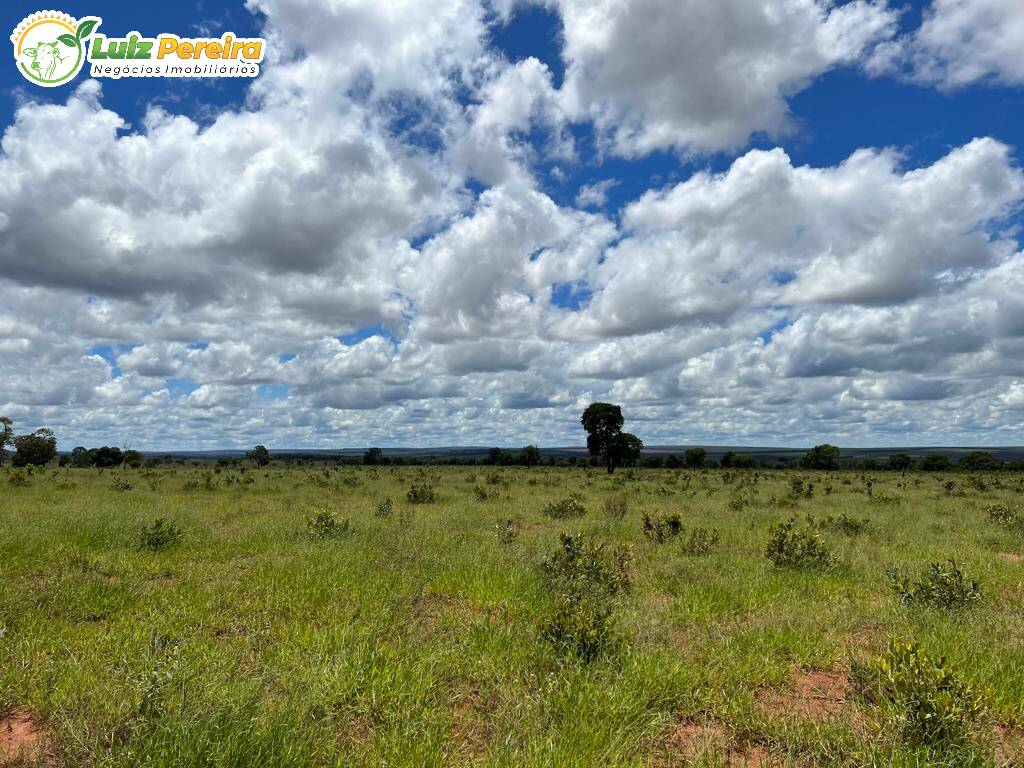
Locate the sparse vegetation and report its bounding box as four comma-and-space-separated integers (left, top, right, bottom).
1, 464, 1022, 766
888, 560, 982, 610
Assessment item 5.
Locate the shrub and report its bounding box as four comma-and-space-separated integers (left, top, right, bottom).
984, 502, 1021, 530
538, 533, 632, 660
808, 513, 869, 536
473, 485, 497, 501
542, 493, 587, 519
888, 560, 982, 611
375, 498, 394, 518
137, 518, 182, 552
7, 469, 29, 486
495, 518, 520, 545
603, 496, 628, 519
681, 527, 720, 556
110, 476, 133, 492
305, 508, 351, 539
406, 483, 436, 504
641, 512, 683, 543
765, 519, 834, 570
852, 640, 988, 748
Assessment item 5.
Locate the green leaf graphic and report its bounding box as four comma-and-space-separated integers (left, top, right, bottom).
58, 33, 78, 47
76, 19, 98, 40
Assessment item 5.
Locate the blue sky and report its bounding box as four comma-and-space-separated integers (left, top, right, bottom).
2, 0, 1024, 449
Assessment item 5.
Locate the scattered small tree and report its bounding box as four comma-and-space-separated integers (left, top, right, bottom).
11, 428, 57, 468
519, 444, 541, 467
363, 447, 383, 466
800, 444, 841, 470
683, 447, 706, 469
957, 451, 1002, 472
920, 454, 951, 472
248, 445, 271, 467
888, 452, 912, 472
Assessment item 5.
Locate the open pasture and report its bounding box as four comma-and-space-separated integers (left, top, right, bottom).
3, 465, 1024, 767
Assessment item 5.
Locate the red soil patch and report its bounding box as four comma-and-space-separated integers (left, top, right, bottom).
1000, 552, 1022, 563
664, 720, 776, 767
1, 708, 46, 765
758, 668, 851, 722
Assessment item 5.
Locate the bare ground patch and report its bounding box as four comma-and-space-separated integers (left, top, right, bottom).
757, 668, 852, 723
1, 708, 48, 766
662, 719, 777, 767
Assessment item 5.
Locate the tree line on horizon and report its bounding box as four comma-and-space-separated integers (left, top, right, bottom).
1, 407, 1021, 473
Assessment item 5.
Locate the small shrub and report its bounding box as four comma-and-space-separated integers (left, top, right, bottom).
871, 492, 902, 505
375, 498, 394, 518
495, 518, 520, 544
852, 640, 988, 748
681, 527, 720, 555
137, 518, 182, 552
406, 483, 436, 504
473, 485, 497, 502
538, 533, 632, 660
984, 502, 1021, 530
641, 512, 683, 543
603, 496, 628, 519
7, 469, 29, 487
765, 519, 834, 570
305, 508, 351, 539
110, 476, 133, 492
543, 493, 587, 519
887, 560, 982, 611
808, 513, 870, 536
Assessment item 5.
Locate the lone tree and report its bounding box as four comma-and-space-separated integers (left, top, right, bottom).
888, 452, 912, 472
683, 447, 707, 469
363, 447, 383, 465
799, 444, 841, 470
0, 417, 12, 465
11, 428, 57, 468
519, 445, 541, 467
581, 402, 643, 473
248, 445, 271, 467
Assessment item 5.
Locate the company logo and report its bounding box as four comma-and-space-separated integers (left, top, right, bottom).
12, 10, 265, 86
11, 11, 98, 86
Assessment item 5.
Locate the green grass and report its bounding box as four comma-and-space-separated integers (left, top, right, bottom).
2, 465, 1024, 766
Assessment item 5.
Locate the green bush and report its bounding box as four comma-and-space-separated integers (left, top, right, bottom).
495, 518, 520, 545
888, 560, 982, 610
406, 483, 436, 504
641, 512, 683, 542
681, 527, 720, 556
542, 493, 587, 519
137, 518, 182, 552
765, 519, 834, 570
110, 476, 133, 492
852, 640, 988, 748
985, 502, 1021, 530
538, 533, 632, 660
807, 512, 869, 536
305, 508, 351, 539
375, 498, 393, 518
7, 469, 29, 487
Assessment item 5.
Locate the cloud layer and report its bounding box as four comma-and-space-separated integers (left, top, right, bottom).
1, 0, 1022, 449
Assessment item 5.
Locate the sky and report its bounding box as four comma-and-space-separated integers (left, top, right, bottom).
1, 0, 1024, 451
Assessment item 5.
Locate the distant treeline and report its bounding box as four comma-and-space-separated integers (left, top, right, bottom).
1, 410, 1021, 473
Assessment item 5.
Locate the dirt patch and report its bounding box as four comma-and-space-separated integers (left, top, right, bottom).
447, 688, 496, 760
996, 726, 1024, 765
1000, 552, 1022, 564
663, 720, 776, 767
1, 708, 46, 765
757, 668, 852, 722
409, 591, 488, 639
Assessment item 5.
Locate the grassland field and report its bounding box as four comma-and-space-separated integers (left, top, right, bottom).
2, 464, 1024, 767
